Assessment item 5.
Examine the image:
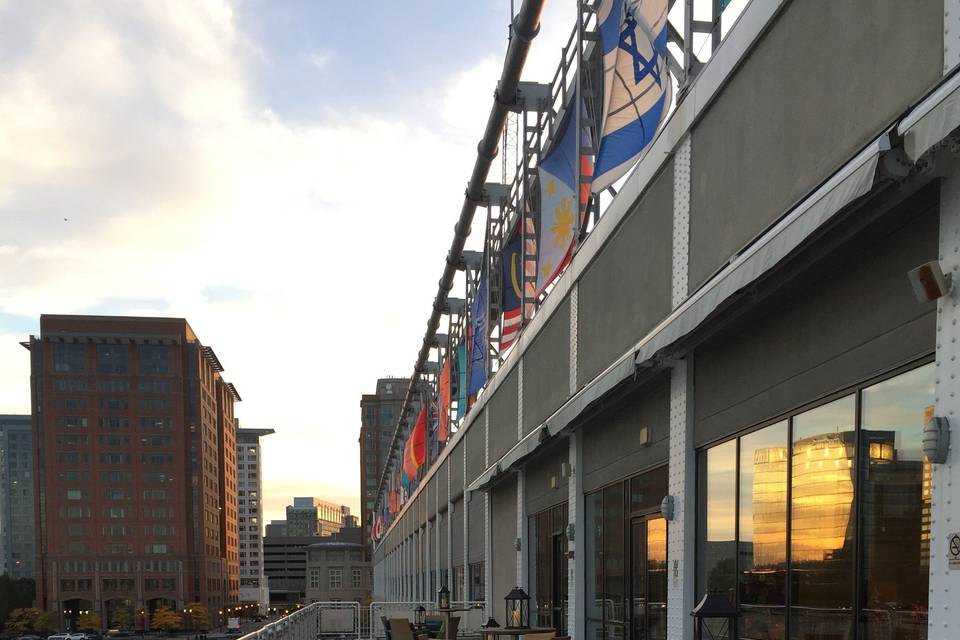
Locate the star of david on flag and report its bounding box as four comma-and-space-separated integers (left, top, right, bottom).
593, 0, 672, 192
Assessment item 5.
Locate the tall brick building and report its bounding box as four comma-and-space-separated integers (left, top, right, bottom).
358, 378, 409, 550
25, 315, 241, 629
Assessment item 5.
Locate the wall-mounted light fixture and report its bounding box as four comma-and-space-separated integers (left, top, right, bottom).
923, 416, 951, 464
660, 495, 675, 521
908, 260, 953, 303
638, 426, 650, 447
560, 462, 571, 478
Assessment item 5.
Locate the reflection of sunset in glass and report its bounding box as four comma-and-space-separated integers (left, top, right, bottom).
791, 433, 855, 561
750, 446, 788, 566
647, 518, 667, 563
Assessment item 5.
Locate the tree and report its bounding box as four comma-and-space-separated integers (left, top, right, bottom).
77, 612, 101, 632
150, 606, 182, 633
36, 611, 58, 633
111, 607, 132, 630
6, 608, 41, 632
184, 603, 210, 630
0, 577, 36, 631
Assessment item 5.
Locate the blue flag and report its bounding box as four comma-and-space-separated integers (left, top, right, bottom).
468, 269, 488, 396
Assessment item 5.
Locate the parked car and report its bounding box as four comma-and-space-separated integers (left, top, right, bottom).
48, 634, 84, 640
17, 635, 43, 640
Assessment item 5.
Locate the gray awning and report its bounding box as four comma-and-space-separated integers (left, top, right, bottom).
633, 133, 883, 367
468, 132, 885, 493
899, 72, 960, 162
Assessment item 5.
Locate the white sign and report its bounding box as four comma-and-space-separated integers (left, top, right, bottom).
949, 532, 960, 570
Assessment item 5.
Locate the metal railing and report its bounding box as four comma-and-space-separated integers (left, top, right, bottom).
238, 602, 487, 640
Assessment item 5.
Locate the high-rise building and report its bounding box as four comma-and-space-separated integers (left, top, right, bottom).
25, 315, 241, 628
358, 378, 409, 548
236, 426, 274, 612
285, 497, 350, 537
0, 415, 35, 579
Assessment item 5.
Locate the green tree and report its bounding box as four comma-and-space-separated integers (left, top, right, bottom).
77, 612, 101, 632
111, 607, 133, 630
0, 577, 36, 631
6, 608, 41, 632
184, 603, 210, 630
150, 606, 182, 633
36, 611, 58, 633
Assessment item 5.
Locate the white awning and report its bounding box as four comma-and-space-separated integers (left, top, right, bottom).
899, 71, 960, 161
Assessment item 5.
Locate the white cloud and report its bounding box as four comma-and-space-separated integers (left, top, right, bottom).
303, 51, 334, 71
0, 0, 581, 522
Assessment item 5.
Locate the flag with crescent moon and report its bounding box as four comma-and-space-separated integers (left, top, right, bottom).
500, 230, 523, 350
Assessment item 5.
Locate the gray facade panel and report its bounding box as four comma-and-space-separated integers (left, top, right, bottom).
578, 162, 674, 387
438, 459, 449, 506
467, 492, 485, 564
689, 0, 942, 290
524, 439, 569, 516
449, 440, 464, 502
438, 509, 448, 572
582, 374, 671, 493
522, 299, 571, 436
488, 368, 520, 464
465, 409, 486, 486
694, 186, 940, 446
490, 477, 517, 605
425, 479, 435, 521
451, 498, 464, 566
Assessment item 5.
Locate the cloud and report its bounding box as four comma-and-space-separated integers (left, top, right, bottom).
303, 51, 333, 71
203, 285, 252, 304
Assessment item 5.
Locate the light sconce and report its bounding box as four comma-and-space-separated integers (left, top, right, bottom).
908, 261, 952, 303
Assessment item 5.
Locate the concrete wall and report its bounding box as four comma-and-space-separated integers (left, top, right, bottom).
578, 162, 675, 387
524, 439, 569, 516
451, 497, 464, 567
694, 184, 940, 446
465, 410, 486, 484
488, 368, 520, 464
490, 477, 518, 605
467, 493, 485, 564
522, 298, 571, 436
581, 374, 671, 493
689, 0, 943, 290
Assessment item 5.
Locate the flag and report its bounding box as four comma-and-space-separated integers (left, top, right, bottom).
536, 93, 592, 294
592, 0, 672, 192
456, 341, 467, 419
468, 270, 488, 396
402, 406, 426, 480
500, 230, 523, 350
438, 356, 451, 442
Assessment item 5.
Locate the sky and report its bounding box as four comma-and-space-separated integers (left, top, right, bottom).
0, 0, 580, 524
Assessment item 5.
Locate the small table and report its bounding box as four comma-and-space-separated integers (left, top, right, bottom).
480, 627, 556, 640
435, 607, 473, 640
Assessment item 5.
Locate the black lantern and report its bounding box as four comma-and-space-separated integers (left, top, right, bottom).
504, 586, 530, 629
438, 585, 450, 610
690, 591, 737, 640
415, 606, 426, 626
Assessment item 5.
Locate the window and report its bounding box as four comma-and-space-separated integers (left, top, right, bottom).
99, 398, 129, 410
54, 343, 85, 372
96, 344, 128, 373
696, 363, 934, 640
55, 378, 87, 391
309, 568, 321, 589
66, 489, 82, 500
96, 379, 130, 393
139, 344, 170, 374
140, 398, 168, 411
140, 417, 172, 429
469, 562, 484, 601
99, 417, 129, 429
139, 380, 171, 393
145, 543, 169, 554
329, 568, 343, 589
352, 568, 362, 589
100, 453, 130, 464
56, 416, 88, 429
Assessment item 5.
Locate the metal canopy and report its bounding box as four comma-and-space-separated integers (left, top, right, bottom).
899, 69, 960, 161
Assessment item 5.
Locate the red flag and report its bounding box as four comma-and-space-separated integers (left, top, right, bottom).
403, 406, 428, 479
438, 357, 451, 443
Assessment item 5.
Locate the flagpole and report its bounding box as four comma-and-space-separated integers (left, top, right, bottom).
573, 0, 583, 249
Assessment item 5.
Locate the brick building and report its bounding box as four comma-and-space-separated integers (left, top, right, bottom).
25, 315, 241, 629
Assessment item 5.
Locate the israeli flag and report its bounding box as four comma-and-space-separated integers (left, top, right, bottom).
593, 0, 672, 192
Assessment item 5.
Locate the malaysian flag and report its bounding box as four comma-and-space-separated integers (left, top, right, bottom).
500, 230, 523, 350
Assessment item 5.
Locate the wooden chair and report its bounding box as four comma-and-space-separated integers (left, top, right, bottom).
389, 619, 428, 640
523, 633, 554, 640
441, 616, 461, 640
381, 616, 393, 640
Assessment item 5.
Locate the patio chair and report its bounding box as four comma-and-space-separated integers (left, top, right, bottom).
440, 616, 460, 640
424, 615, 444, 638
523, 633, 554, 640
381, 616, 392, 640
389, 619, 428, 640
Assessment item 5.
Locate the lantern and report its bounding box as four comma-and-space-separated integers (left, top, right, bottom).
438, 585, 451, 610
690, 591, 737, 640
504, 586, 530, 629
415, 605, 426, 626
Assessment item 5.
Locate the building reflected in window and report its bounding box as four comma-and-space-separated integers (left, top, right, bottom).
696, 361, 934, 640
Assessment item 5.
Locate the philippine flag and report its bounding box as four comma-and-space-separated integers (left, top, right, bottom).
536, 94, 592, 295
593, 0, 672, 192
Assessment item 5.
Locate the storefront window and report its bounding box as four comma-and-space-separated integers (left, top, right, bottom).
860, 363, 933, 639
696, 363, 933, 640
700, 440, 737, 599
738, 421, 788, 640
790, 395, 856, 639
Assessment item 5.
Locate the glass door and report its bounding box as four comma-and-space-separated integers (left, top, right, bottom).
630, 516, 668, 640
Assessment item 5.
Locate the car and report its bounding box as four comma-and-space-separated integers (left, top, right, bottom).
17, 635, 43, 640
